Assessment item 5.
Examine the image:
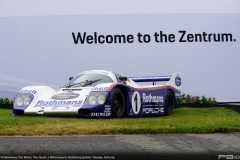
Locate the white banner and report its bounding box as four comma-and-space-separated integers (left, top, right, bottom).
0, 1, 239, 101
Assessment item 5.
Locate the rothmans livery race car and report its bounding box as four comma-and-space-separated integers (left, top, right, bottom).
13, 70, 182, 117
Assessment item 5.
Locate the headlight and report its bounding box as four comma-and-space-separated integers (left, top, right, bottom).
14, 93, 33, 107
89, 96, 97, 105
16, 97, 23, 106
98, 95, 106, 104
23, 97, 31, 106
84, 92, 108, 105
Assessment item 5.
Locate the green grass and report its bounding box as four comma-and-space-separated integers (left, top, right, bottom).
0, 107, 239, 136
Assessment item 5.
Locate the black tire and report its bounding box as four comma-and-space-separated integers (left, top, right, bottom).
111, 88, 125, 118
164, 90, 174, 116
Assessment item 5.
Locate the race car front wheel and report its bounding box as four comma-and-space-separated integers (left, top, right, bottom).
111, 88, 125, 118
164, 90, 174, 116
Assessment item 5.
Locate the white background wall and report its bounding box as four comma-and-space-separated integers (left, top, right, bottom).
0, 0, 240, 101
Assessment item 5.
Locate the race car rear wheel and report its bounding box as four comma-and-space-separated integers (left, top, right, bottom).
164, 90, 174, 116
111, 88, 125, 118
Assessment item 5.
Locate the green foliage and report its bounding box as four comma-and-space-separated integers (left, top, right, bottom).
176, 93, 186, 104
0, 97, 14, 105
177, 94, 217, 105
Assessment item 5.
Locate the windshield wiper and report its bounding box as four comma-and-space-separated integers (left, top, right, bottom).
66, 81, 86, 88
82, 79, 102, 87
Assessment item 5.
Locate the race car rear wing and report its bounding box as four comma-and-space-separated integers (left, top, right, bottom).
128, 76, 171, 82
129, 72, 182, 89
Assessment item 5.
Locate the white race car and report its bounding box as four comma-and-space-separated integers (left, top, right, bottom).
13, 70, 182, 117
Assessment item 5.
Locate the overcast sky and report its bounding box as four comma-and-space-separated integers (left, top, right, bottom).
0, 0, 240, 17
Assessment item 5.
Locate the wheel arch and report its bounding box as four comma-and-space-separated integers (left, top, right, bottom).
164, 88, 175, 116
111, 84, 129, 116
112, 84, 129, 104
166, 88, 176, 103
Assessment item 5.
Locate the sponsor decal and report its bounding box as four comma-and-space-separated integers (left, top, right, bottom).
20, 89, 37, 94
104, 105, 111, 113
160, 107, 164, 112
34, 100, 82, 108
51, 91, 80, 100
131, 91, 141, 114
142, 108, 161, 114
142, 93, 164, 103
92, 86, 108, 91
175, 93, 180, 96
175, 75, 181, 86
91, 113, 111, 116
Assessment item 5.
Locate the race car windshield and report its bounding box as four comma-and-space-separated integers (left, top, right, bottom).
63, 73, 113, 88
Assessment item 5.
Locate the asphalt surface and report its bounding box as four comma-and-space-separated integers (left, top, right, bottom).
0, 133, 240, 160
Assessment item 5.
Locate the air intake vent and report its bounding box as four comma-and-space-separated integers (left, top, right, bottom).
80, 109, 91, 115
14, 109, 24, 116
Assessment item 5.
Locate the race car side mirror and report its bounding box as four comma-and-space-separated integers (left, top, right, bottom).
119, 76, 127, 81
69, 77, 73, 81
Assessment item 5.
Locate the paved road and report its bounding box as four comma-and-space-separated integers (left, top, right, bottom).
0, 133, 240, 160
